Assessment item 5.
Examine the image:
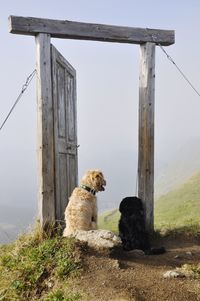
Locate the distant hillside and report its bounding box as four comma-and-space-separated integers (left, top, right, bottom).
155, 171, 200, 229
155, 138, 200, 197
2, 137, 200, 243
99, 170, 200, 232
98, 209, 119, 233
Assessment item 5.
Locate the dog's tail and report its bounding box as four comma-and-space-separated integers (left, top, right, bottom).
144, 246, 166, 255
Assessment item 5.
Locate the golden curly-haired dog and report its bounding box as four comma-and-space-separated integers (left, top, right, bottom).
63, 170, 106, 236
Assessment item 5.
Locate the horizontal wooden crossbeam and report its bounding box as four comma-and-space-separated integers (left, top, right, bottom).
9, 16, 175, 46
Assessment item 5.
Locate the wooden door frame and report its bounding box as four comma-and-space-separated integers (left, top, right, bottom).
36, 34, 55, 226
9, 15, 175, 232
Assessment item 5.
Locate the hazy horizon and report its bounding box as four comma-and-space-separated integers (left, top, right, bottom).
1, 1, 200, 225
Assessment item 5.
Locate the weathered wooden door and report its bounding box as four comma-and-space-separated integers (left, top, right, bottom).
51, 44, 78, 221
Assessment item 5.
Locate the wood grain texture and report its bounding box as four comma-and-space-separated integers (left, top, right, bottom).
138, 42, 155, 233
51, 45, 78, 222
36, 33, 55, 226
9, 15, 175, 46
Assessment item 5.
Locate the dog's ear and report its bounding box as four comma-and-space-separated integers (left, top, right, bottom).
119, 197, 129, 213
92, 171, 104, 181
89, 171, 100, 185
94, 170, 103, 178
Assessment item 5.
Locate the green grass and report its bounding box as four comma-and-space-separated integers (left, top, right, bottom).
1, 171, 200, 299
98, 209, 120, 233
0, 223, 82, 301
98, 171, 200, 235
191, 264, 200, 279
155, 171, 200, 231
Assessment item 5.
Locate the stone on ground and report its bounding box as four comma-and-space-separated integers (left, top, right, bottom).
71, 229, 122, 249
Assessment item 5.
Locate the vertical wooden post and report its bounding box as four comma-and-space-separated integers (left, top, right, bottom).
138, 42, 155, 233
36, 33, 55, 227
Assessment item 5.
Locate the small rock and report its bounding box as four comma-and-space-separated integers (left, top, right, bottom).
47, 281, 54, 288
111, 259, 120, 269
160, 227, 170, 236
163, 270, 185, 279
174, 255, 181, 259
186, 251, 193, 256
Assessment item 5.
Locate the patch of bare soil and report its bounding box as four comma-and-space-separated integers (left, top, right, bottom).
71, 237, 200, 301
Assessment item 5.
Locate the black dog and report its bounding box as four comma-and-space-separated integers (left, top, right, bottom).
118, 196, 165, 255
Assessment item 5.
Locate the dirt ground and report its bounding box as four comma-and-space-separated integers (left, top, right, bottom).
70, 237, 200, 301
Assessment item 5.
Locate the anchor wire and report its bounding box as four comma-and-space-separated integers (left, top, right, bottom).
0, 69, 36, 131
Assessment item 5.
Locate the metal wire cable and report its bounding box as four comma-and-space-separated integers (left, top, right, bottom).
0, 69, 36, 131
134, 29, 200, 197
158, 44, 200, 97
145, 28, 200, 98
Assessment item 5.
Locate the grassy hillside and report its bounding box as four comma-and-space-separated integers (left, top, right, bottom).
0, 225, 82, 301
98, 209, 120, 233
1, 171, 200, 300
155, 138, 200, 197
98, 171, 200, 233
155, 171, 200, 229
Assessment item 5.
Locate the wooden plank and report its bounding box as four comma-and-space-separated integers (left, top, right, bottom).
9, 15, 175, 46
36, 33, 55, 227
138, 42, 155, 233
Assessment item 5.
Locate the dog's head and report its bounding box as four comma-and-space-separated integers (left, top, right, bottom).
119, 196, 144, 216
81, 170, 106, 193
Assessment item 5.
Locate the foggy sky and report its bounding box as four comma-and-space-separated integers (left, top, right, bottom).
1, 1, 200, 214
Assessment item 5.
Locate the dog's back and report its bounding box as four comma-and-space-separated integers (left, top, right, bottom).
119, 196, 165, 255
119, 196, 150, 251
63, 187, 97, 236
